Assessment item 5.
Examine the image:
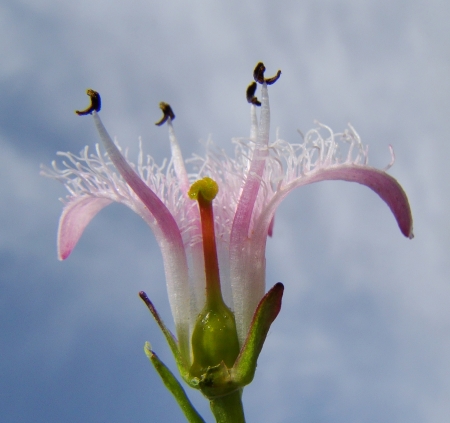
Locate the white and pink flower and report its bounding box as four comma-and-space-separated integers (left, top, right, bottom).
42, 75, 413, 370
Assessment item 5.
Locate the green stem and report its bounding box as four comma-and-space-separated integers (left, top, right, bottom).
209, 390, 246, 423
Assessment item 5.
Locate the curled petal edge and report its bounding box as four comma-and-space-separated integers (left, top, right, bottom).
58, 196, 113, 260
232, 165, 413, 343
253, 165, 414, 250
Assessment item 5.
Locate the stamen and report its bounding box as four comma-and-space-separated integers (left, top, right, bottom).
155, 102, 175, 126
75, 89, 101, 115
253, 62, 282, 85
246, 82, 261, 106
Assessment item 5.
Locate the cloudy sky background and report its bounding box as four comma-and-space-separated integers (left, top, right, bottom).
1, 0, 449, 422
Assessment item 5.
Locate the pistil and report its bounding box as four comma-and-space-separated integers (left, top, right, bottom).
188, 178, 240, 378
189, 177, 222, 306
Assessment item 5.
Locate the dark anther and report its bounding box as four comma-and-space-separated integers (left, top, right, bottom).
246, 82, 261, 106
253, 62, 266, 84
155, 102, 175, 126
75, 89, 101, 115
265, 70, 282, 85
253, 62, 282, 85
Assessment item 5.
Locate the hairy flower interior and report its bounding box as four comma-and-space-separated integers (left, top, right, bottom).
42, 121, 376, 252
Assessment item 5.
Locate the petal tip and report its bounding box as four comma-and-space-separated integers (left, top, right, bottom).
406, 227, 414, 240
396, 199, 414, 240
58, 250, 71, 261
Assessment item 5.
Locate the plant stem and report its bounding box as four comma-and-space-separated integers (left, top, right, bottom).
209, 390, 246, 423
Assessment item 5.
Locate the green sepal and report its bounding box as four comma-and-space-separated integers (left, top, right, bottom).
231, 282, 284, 386
139, 292, 195, 386
144, 343, 206, 423
140, 284, 284, 405
188, 283, 284, 398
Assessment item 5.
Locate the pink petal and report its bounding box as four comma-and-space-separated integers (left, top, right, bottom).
91, 113, 191, 360
230, 84, 270, 248
58, 196, 112, 260
231, 165, 413, 340
92, 112, 182, 246
267, 215, 275, 237
329, 166, 413, 238
229, 85, 271, 341
253, 165, 414, 250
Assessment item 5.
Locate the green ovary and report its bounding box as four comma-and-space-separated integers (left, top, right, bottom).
190, 300, 240, 378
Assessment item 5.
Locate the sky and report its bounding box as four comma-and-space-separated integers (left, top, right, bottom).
1, 0, 449, 422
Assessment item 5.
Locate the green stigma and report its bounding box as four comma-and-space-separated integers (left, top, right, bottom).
188, 177, 219, 201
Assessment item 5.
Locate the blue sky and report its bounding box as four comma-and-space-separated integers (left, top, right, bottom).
1, 0, 449, 422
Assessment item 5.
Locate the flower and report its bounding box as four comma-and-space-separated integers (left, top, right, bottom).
42, 67, 413, 397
